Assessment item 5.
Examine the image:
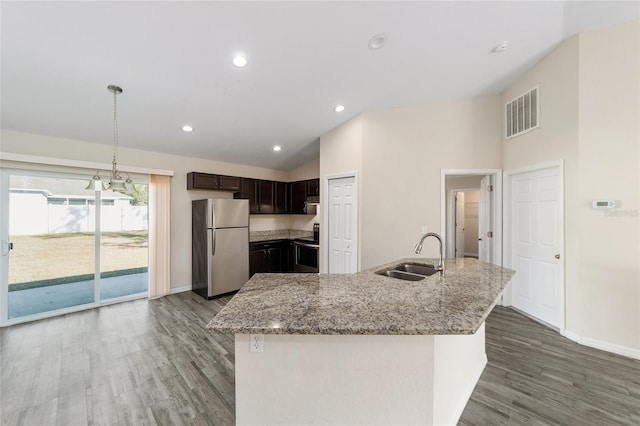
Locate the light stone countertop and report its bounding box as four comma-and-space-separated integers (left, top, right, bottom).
206, 258, 515, 336
249, 229, 313, 243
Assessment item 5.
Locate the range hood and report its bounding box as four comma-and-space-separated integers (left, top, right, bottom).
305, 196, 320, 205
304, 196, 319, 215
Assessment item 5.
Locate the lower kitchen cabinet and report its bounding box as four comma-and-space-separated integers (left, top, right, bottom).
249, 241, 287, 277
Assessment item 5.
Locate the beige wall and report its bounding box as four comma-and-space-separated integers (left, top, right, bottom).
502, 21, 640, 352
358, 96, 502, 269
1, 130, 318, 289
576, 21, 639, 350
502, 36, 582, 337
319, 98, 501, 270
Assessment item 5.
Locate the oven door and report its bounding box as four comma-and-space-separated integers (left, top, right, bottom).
294, 242, 319, 273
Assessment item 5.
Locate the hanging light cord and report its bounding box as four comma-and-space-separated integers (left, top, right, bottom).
112, 86, 119, 179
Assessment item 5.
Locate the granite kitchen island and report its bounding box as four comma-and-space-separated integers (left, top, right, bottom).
207, 258, 515, 425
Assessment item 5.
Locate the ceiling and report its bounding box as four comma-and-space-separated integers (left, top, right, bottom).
1, 1, 638, 171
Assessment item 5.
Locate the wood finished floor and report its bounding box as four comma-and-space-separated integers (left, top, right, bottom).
1, 293, 639, 425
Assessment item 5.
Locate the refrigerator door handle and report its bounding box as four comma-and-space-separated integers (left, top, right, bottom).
212, 229, 216, 255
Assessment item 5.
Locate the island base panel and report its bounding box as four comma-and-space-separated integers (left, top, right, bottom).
234, 324, 486, 425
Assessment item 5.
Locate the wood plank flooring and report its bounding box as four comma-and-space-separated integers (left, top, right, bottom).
1, 293, 639, 425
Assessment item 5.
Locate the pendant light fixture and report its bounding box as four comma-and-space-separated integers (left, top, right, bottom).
86, 84, 133, 191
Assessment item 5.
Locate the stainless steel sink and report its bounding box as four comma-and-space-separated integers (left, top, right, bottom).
376, 270, 426, 281
376, 262, 439, 281
393, 263, 437, 276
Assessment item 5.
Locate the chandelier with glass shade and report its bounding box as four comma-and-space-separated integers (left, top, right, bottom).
86, 85, 133, 191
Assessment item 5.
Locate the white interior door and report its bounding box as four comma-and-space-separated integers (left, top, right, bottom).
510, 166, 563, 328
478, 176, 492, 262
328, 176, 357, 274
455, 192, 465, 258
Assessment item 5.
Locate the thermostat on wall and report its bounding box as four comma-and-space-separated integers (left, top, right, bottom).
592, 200, 615, 209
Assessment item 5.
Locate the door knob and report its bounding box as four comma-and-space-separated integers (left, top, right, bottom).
555, 254, 560, 259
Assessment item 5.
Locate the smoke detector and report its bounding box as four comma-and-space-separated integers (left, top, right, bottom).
493, 41, 509, 53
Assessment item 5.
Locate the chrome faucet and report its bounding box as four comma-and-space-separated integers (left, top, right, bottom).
413, 232, 444, 276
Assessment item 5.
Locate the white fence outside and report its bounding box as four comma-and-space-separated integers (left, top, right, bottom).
9, 193, 148, 236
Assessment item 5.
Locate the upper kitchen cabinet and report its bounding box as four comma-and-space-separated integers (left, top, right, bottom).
274, 181, 287, 214
258, 180, 275, 214
186, 172, 241, 192
235, 178, 259, 214
288, 180, 307, 214
189, 171, 318, 215
306, 178, 319, 197
288, 179, 320, 214
218, 175, 241, 191
235, 178, 279, 214
187, 172, 219, 190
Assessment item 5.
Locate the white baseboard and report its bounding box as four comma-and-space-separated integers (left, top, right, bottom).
563, 330, 640, 361
170, 285, 192, 294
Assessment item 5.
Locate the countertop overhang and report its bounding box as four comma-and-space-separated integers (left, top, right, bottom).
206, 258, 515, 336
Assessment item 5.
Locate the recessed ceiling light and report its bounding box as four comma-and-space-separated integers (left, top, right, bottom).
273, 145, 281, 152
182, 125, 194, 132
492, 41, 509, 53
232, 54, 247, 68
334, 105, 345, 113
368, 34, 387, 50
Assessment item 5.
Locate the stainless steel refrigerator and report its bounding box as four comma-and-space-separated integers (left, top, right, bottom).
192, 198, 249, 298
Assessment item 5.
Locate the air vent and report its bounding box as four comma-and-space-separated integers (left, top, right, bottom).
505, 86, 539, 139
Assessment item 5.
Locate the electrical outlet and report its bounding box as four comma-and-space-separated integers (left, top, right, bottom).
421, 225, 428, 234
250, 334, 264, 353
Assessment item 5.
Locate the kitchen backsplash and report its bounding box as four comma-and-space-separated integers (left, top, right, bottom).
250, 213, 319, 231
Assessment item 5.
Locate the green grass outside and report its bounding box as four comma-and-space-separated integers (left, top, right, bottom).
8, 231, 148, 290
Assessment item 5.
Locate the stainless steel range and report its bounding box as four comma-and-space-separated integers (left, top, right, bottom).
293, 223, 319, 273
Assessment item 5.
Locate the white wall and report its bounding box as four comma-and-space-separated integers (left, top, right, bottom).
502, 21, 640, 353
1, 130, 318, 290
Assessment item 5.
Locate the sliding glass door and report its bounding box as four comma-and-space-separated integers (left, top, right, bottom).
0, 169, 148, 324
100, 183, 149, 301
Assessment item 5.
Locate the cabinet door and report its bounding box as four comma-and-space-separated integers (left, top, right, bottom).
219, 175, 241, 191
187, 172, 219, 190
266, 247, 284, 272
235, 178, 259, 214
249, 249, 267, 278
274, 181, 287, 214
306, 178, 319, 196
286, 241, 295, 272
289, 181, 306, 214
259, 180, 275, 214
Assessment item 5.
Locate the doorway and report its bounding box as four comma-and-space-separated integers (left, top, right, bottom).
452, 189, 480, 259
503, 162, 564, 330
0, 168, 149, 325
442, 170, 502, 265
326, 175, 357, 274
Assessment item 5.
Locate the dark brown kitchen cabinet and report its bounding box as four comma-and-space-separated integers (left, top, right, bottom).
288, 180, 307, 214
235, 178, 259, 214
190, 171, 319, 215
249, 241, 286, 277
306, 178, 319, 197
187, 172, 219, 190
219, 175, 241, 191
258, 180, 275, 214
274, 181, 287, 214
